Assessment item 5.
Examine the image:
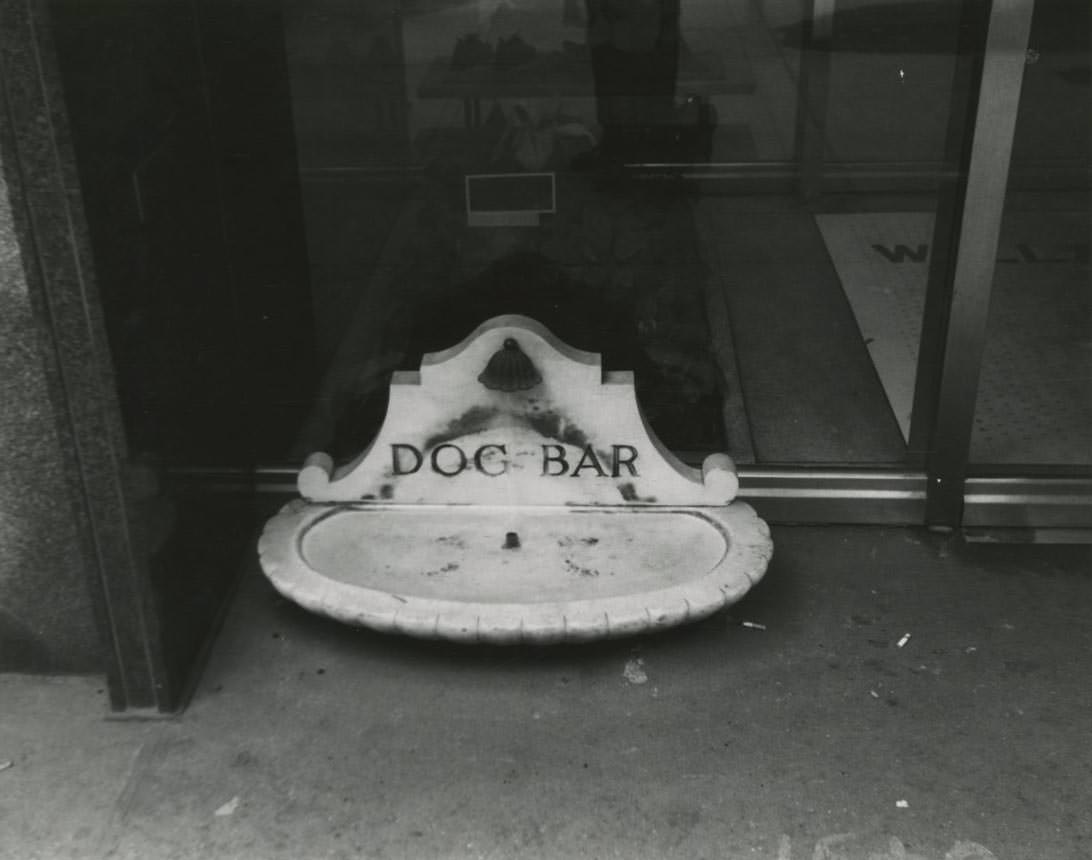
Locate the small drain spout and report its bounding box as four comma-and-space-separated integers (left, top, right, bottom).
503, 531, 521, 550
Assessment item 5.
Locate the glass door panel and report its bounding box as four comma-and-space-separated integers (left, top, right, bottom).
969, 0, 1091, 468
270, 0, 987, 471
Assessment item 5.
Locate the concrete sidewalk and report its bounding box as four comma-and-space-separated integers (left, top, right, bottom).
2, 526, 1089, 860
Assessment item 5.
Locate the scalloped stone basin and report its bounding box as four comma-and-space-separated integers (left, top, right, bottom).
259, 500, 771, 643
301, 506, 728, 603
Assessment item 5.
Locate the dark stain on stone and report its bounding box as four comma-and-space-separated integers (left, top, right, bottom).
564, 558, 599, 577
379, 484, 394, 500
423, 405, 499, 450
617, 482, 655, 503
527, 409, 588, 448
557, 535, 600, 548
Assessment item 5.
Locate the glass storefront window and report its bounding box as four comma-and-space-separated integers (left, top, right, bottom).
37, 0, 1089, 709
56, 0, 1084, 488
275, 0, 987, 471
970, 0, 1091, 467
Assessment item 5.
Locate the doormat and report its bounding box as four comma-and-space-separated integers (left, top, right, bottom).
816, 211, 1092, 465
814, 212, 931, 441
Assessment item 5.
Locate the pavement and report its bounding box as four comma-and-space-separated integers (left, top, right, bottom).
1, 525, 1090, 860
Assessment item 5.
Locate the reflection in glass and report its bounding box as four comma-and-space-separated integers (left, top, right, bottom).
277, 0, 989, 468
970, 1, 1091, 467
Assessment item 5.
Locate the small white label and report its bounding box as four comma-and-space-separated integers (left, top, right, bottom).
465, 172, 556, 228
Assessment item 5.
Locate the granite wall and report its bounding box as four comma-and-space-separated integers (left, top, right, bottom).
0, 0, 331, 707
0, 0, 106, 673
0, 0, 314, 707
0, 168, 103, 673
44, 0, 315, 710
0, 0, 177, 705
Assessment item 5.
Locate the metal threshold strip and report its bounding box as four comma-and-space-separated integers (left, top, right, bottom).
737, 469, 926, 525
169, 467, 1091, 531
740, 470, 1092, 529
963, 476, 1092, 529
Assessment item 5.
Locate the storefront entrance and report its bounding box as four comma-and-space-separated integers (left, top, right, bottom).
20, 0, 1088, 709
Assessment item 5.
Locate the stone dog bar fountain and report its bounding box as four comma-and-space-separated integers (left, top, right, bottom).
260, 315, 772, 642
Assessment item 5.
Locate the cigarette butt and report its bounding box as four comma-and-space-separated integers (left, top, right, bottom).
897, 634, 911, 648
869, 690, 880, 699
896, 799, 909, 808
0, 761, 12, 772
741, 621, 766, 630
